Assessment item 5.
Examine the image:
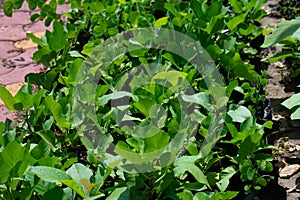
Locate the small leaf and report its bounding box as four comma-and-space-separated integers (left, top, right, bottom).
216, 166, 236, 192
26, 32, 44, 47
0, 86, 15, 111
182, 92, 211, 111
228, 105, 252, 123
107, 187, 130, 200
3, 0, 13, 17
27, 0, 38, 10
291, 107, 300, 120
61, 180, 86, 198
154, 16, 169, 27
44, 96, 71, 129
35, 130, 56, 148
226, 13, 247, 31
69, 51, 85, 58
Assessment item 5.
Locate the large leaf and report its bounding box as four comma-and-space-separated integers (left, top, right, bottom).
66, 163, 94, 194
29, 166, 72, 182
143, 131, 170, 153
48, 21, 67, 52
66, 163, 93, 184
261, 18, 300, 47
0, 141, 29, 183
281, 93, 300, 109
29, 166, 86, 198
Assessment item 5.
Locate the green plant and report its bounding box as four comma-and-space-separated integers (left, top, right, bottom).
0, 0, 275, 199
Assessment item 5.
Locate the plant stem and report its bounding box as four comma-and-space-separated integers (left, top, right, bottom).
5, 183, 12, 200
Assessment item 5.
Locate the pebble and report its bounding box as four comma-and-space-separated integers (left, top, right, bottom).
279, 164, 300, 178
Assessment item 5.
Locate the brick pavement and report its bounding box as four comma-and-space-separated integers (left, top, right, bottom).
0, 2, 69, 122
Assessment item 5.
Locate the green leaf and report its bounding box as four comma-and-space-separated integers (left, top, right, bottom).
182, 92, 211, 111
226, 79, 238, 98
42, 186, 64, 200
26, 32, 44, 47
98, 91, 131, 106
238, 134, 261, 158
174, 157, 210, 188
193, 192, 210, 200
3, 0, 13, 17
144, 131, 170, 153
190, 0, 205, 19
153, 70, 187, 86
12, 0, 24, 9
267, 52, 295, 63
226, 13, 247, 31
154, 16, 169, 27
69, 51, 85, 58
256, 177, 267, 186
29, 166, 87, 198
35, 130, 56, 149
281, 93, 300, 109
29, 166, 72, 182
44, 96, 71, 129
70, 0, 81, 9
27, 0, 38, 10
228, 105, 252, 123
61, 180, 86, 198
107, 187, 130, 200
229, 0, 243, 13
0, 86, 15, 111
49, 22, 67, 52
291, 107, 300, 120
216, 166, 236, 192
0, 141, 29, 183
66, 163, 93, 185
262, 18, 300, 47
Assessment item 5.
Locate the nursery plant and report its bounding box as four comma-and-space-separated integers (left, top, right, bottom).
0, 0, 277, 199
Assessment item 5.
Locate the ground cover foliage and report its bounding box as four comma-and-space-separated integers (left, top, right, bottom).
0, 0, 298, 199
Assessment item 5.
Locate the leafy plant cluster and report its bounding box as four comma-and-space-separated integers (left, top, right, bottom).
276, 0, 300, 20
0, 0, 276, 199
